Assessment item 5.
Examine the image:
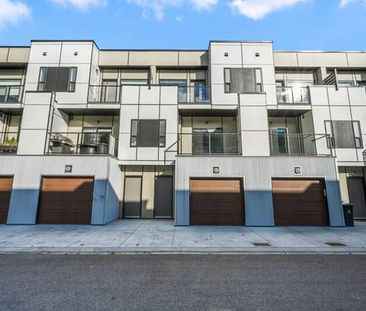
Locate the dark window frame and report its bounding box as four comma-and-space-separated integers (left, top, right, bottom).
130, 119, 167, 148
223, 67, 263, 94
324, 120, 363, 149
37, 66, 78, 93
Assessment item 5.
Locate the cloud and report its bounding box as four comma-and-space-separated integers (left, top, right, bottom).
229, 0, 308, 20
339, 0, 366, 7
50, 0, 107, 11
127, 0, 217, 21
0, 0, 31, 29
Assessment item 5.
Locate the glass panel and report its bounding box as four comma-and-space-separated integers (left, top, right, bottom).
39, 68, 47, 82
69, 68, 77, 82
131, 120, 138, 136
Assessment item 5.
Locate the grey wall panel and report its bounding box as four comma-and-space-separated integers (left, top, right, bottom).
175, 156, 344, 227
0, 155, 120, 225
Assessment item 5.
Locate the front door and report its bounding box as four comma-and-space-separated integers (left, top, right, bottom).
154, 176, 173, 218
347, 177, 366, 219
123, 177, 142, 218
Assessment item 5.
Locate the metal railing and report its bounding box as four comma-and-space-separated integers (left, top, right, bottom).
178, 86, 211, 104
178, 133, 240, 155
88, 85, 120, 103
0, 85, 24, 103
269, 132, 333, 156
0, 132, 19, 154
276, 86, 310, 104
48, 132, 118, 156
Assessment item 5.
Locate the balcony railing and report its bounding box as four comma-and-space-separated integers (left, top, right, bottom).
178, 133, 240, 155
48, 132, 118, 156
88, 85, 120, 103
0, 132, 19, 154
269, 132, 333, 156
0, 85, 24, 103
178, 86, 211, 104
276, 86, 310, 104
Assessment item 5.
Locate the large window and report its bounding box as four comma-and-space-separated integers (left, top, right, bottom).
130, 119, 166, 147
325, 120, 363, 149
224, 68, 263, 93
0, 80, 21, 102
38, 67, 77, 92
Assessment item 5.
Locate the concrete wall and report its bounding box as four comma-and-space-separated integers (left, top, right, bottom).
1, 155, 121, 225
175, 156, 344, 227
119, 85, 178, 164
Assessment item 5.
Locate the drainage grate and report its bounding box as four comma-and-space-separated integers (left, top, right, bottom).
325, 242, 347, 247
253, 242, 271, 247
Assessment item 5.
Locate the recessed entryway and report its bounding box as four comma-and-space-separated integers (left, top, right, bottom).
189, 178, 244, 225
272, 178, 329, 226
0, 176, 13, 224
37, 177, 94, 224
347, 177, 366, 219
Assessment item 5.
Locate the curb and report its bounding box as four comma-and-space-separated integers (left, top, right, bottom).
1, 247, 366, 255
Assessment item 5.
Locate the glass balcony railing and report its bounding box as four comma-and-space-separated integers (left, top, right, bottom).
88, 85, 120, 103
48, 132, 118, 156
178, 86, 211, 104
0, 132, 19, 154
276, 86, 310, 104
269, 132, 333, 156
0, 85, 24, 103
178, 133, 240, 155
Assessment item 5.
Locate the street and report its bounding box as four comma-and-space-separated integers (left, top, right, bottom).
0, 254, 365, 310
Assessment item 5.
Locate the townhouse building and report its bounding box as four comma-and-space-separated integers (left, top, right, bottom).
0, 40, 365, 226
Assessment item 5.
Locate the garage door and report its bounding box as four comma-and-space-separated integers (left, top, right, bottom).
190, 179, 244, 225
37, 177, 94, 224
272, 179, 329, 226
0, 177, 13, 224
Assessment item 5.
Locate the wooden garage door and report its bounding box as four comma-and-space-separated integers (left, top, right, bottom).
37, 177, 94, 224
190, 179, 244, 225
272, 179, 329, 226
0, 177, 13, 224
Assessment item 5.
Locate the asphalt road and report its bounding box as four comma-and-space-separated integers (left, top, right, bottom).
0, 254, 365, 311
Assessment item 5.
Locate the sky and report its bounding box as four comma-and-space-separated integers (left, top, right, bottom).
0, 0, 365, 51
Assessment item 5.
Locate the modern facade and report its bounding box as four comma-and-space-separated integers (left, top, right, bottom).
0, 40, 365, 226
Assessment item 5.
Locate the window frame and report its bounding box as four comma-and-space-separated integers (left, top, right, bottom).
223, 67, 263, 94
37, 66, 77, 93
325, 120, 363, 149
130, 119, 167, 148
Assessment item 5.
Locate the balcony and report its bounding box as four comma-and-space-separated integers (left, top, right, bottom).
48, 132, 118, 156
0, 85, 24, 103
269, 131, 333, 156
178, 133, 240, 155
276, 86, 310, 105
88, 85, 120, 103
178, 86, 211, 104
0, 132, 19, 154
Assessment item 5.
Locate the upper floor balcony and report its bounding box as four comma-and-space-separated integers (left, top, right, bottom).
178, 86, 211, 104
269, 130, 333, 157
0, 132, 19, 154
47, 131, 118, 157
276, 86, 310, 105
178, 132, 240, 156
88, 85, 120, 103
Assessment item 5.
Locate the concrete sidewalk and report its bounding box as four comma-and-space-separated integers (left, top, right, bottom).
0, 220, 366, 254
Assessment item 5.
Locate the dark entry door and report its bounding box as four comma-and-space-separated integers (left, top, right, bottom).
123, 177, 142, 218
347, 177, 366, 219
154, 176, 173, 218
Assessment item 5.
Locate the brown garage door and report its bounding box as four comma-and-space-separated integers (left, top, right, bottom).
272, 179, 329, 226
37, 177, 94, 224
0, 177, 13, 224
190, 179, 244, 225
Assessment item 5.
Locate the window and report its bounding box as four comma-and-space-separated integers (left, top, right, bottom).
130, 120, 166, 147
38, 67, 77, 92
224, 68, 263, 93
0, 80, 21, 102
325, 120, 363, 149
